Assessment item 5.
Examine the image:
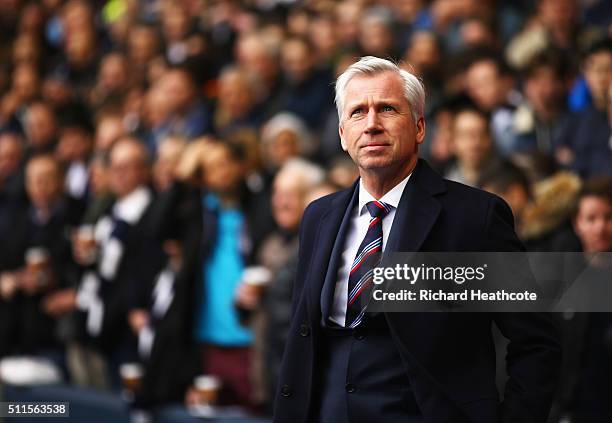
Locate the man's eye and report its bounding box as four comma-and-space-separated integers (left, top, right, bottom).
381, 105, 395, 112
350, 108, 363, 117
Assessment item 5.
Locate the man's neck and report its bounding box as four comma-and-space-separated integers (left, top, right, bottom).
360, 160, 416, 199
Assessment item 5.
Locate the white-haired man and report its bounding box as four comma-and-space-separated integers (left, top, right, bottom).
273, 57, 561, 423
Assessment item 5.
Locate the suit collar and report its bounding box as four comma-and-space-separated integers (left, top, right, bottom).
305, 182, 358, 324
304, 159, 447, 322
384, 159, 446, 255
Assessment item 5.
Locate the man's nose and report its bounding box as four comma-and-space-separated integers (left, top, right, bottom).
365, 109, 383, 134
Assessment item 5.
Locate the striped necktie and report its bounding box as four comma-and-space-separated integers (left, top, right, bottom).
345, 200, 391, 328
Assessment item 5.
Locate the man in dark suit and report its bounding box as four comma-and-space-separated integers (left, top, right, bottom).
273, 57, 561, 423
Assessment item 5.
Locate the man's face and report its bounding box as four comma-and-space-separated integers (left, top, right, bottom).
56, 127, 91, 163
574, 195, 612, 253
161, 71, 193, 113
0, 135, 22, 179
452, 110, 492, 169
201, 145, 243, 195
525, 67, 564, 117
26, 105, 56, 148
465, 60, 501, 111
26, 158, 62, 209
281, 40, 313, 84
339, 72, 424, 176
218, 72, 254, 118
272, 174, 304, 231
584, 51, 612, 107
109, 143, 147, 198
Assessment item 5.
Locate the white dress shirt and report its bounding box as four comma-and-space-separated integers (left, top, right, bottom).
329, 173, 412, 326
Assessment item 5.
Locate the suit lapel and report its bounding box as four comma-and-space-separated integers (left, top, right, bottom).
306, 183, 358, 324
384, 159, 445, 256
320, 186, 359, 321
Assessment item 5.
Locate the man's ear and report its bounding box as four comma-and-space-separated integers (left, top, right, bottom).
339, 124, 348, 151
415, 117, 426, 145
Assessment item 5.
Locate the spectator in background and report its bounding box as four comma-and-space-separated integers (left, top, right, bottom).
423, 99, 456, 172
458, 16, 498, 50
159, 1, 202, 67
308, 12, 339, 69
402, 31, 443, 115
445, 105, 502, 187
556, 38, 612, 178
0, 63, 37, 133
551, 177, 612, 423
127, 22, 162, 86
358, 7, 397, 60
335, 0, 363, 51
571, 36, 612, 113
234, 158, 326, 407
214, 66, 263, 144
23, 102, 58, 157
573, 178, 612, 254
0, 132, 25, 205
463, 52, 519, 155
12, 33, 43, 68
505, 0, 590, 70
512, 50, 571, 155
260, 113, 314, 180
73, 137, 162, 386
278, 37, 334, 129
154, 68, 211, 146
327, 156, 359, 189
152, 136, 186, 193
88, 52, 131, 112
0, 155, 82, 363
520, 171, 583, 251
168, 140, 270, 409
390, 0, 433, 53
10, 63, 41, 110
93, 112, 125, 154
234, 31, 283, 120
60, 27, 100, 98
479, 161, 531, 229
56, 113, 94, 201
81, 152, 113, 225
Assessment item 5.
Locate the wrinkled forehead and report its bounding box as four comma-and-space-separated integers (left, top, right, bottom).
342, 72, 406, 108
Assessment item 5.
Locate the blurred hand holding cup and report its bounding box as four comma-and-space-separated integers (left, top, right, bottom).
235, 266, 272, 310
194, 374, 221, 406
119, 362, 143, 401
74, 224, 98, 265
22, 247, 51, 293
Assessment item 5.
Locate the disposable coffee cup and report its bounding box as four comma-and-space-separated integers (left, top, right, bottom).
76, 225, 97, 263
242, 266, 272, 296
194, 375, 221, 405
120, 363, 143, 394
25, 247, 50, 287
25, 247, 50, 271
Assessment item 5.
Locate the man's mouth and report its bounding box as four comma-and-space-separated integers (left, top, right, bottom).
361, 142, 390, 150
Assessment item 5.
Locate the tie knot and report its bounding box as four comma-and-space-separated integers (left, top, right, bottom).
365, 201, 391, 218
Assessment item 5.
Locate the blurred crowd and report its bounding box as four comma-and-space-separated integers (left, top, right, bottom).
0, 0, 610, 420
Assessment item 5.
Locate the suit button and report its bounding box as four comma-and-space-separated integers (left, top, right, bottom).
280, 385, 292, 397
345, 383, 356, 393
299, 324, 310, 337
353, 330, 364, 340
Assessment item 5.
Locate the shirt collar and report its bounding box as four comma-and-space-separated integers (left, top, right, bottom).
113, 186, 152, 224
357, 172, 412, 216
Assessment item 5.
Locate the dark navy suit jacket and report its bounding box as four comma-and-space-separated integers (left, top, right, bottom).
273, 159, 561, 423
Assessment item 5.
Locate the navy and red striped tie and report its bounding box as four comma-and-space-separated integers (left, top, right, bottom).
346, 200, 391, 328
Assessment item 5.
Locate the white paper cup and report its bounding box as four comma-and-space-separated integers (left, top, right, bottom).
120, 363, 143, 392
194, 375, 221, 405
